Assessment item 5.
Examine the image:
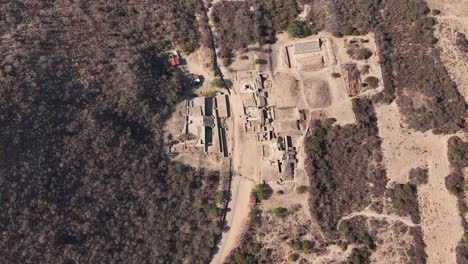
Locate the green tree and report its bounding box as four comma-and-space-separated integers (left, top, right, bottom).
448, 185, 459, 195
203, 204, 219, 218
403, 182, 416, 194
332, 31, 343, 38
233, 251, 255, 264
214, 191, 224, 204
254, 184, 268, 201
288, 253, 300, 262
340, 241, 348, 251
202, 90, 216, 97
301, 240, 313, 250
364, 76, 379, 88
343, 25, 360, 36
353, 255, 362, 264
273, 207, 288, 218
287, 20, 310, 38
252, 243, 262, 252
426, 17, 437, 27
210, 78, 224, 88
356, 48, 372, 60
290, 240, 302, 250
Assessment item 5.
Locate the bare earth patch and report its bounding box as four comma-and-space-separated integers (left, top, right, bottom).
375, 102, 463, 264
302, 79, 332, 109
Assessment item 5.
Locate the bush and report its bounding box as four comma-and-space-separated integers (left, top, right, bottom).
344, 25, 360, 36
426, 17, 437, 27
301, 240, 313, 250
288, 253, 300, 262
290, 240, 302, 250
353, 255, 362, 264
252, 243, 262, 252
296, 185, 308, 194
214, 192, 224, 204
179, 133, 187, 142
409, 167, 428, 185
364, 76, 379, 88
403, 183, 416, 194
233, 251, 256, 264
287, 20, 310, 38
203, 204, 219, 218
254, 183, 269, 201
240, 55, 249, 60
254, 59, 267, 65
447, 137, 468, 168
448, 186, 460, 195
340, 241, 348, 251
432, 9, 441, 15
356, 48, 372, 60
210, 78, 224, 88
332, 31, 343, 38
202, 90, 216, 97
273, 207, 288, 218
331, 72, 341, 78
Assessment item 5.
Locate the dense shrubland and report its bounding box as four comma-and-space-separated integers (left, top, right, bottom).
326, 0, 465, 133
0, 1, 221, 263
306, 99, 387, 237
305, 99, 426, 262
211, 0, 303, 51
213, 0, 465, 133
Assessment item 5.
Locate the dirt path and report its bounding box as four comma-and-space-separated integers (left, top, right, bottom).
200, 0, 229, 93
298, 4, 310, 21
211, 73, 258, 263
337, 206, 420, 228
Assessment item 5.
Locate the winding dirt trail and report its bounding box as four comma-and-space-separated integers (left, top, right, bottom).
337, 206, 420, 228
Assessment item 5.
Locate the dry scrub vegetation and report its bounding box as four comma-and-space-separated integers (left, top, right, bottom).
213, 0, 465, 133
445, 136, 468, 263
306, 99, 426, 262
0, 1, 222, 263
324, 0, 465, 133
212, 0, 299, 50
307, 99, 386, 237
227, 99, 427, 263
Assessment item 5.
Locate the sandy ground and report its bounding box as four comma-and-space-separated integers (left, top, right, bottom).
426, 0, 468, 100
182, 48, 220, 95
375, 102, 463, 264
163, 101, 186, 140
398, 0, 468, 263
211, 69, 259, 263
269, 33, 357, 125
212, 32, 383, 263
